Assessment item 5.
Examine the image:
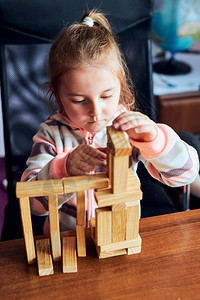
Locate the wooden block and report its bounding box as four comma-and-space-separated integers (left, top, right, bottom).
62, 236, 77, 273
16, 179, 63, 198
127, 245, 141, 255
76, 191, 86, 226
76, 225, 86, 257
112, 155, 129, 194
96, 246, 127, 259
112, 203, 127, 243
95, 208, 112, 246
19, 196, 36, 264
35, 239, 54, 276
89, 217, 95, 241
95, 170, 142, 207
126, 202, 140, 240
107, 126, 132, 156
63, 173, 109, 193
48, 194, 61, 261
127, 168, 141, 187
95, 188, 142, 208
107, 149, 112, 185
100, 235, 141, 252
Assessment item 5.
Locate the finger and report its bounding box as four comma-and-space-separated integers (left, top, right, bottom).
113, 112, 148, 129
71, 145, 103, 162
113, 111, 145, 123
79, 145, 107, 160
134, 124, 156, 134
80, 152, 107, 168
73, 157, 107, 175
127, 124, 157, 142
67, 159, 96, 176
68, 148, 107, 176
116, 118, 153, 132
89, 147, 107, 159
97, 147, 107, 154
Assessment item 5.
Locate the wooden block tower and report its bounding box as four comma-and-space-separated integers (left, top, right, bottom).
16, 126, 142, 276
90, 126, 142, 258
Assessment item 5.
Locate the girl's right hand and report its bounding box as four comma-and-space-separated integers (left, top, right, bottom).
67, 144, 107, 176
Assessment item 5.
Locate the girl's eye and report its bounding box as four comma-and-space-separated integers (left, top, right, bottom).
72, 99, 86, 104
101, 95, 112, 99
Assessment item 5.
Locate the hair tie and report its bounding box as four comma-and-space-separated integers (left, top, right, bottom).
82, 16, 94, 27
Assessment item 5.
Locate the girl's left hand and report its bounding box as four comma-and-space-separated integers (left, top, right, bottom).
112, 111, 157, 142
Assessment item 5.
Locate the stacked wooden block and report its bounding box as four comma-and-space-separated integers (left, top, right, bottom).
16, 126, 142, 276
16, 173, 109, 275
90, 126, 142, 258
16, 178, 76, 275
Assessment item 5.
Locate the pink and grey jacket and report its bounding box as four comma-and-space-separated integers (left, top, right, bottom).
21, 105, 199, 233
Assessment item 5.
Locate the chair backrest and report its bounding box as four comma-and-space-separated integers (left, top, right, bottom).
0, 0, 154, 200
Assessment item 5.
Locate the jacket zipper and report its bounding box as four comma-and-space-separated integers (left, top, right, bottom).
88, 132, 95, 145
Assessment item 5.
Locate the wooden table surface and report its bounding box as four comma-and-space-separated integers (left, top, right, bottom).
1, 209, 200, 299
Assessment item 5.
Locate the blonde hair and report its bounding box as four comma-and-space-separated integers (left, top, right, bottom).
48, 10, 135, 112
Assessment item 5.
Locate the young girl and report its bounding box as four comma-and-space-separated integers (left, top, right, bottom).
21, 10, 199, 233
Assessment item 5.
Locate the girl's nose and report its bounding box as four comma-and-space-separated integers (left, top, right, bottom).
90, 100, 102, 118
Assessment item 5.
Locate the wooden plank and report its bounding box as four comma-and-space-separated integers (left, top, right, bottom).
100, 235, 141, 252
112, 203, 127, 243
127, 246, 141, 255
19, 196, 36, 264
35, 239, 54, 276
96, 246, 127, 259
48, 194, 61, 261
62, 237, 77, 273
16, 172, 109, 198
76, 225, 86, 257
95, 208, 112, 246
63, 173, 109, 193
127, 168, 141, 188
16, 179, 63, 198
126, 202, 140, 240
107, 148, 113, 186
95, 188, 142, 208
107, 126, 132, 156
76, 191, 86, 226
112, 155, 129, 194
95, 169, 142, 207
89, 217, 95, 241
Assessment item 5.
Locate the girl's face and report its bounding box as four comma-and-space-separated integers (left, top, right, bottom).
58, 64, 121, 133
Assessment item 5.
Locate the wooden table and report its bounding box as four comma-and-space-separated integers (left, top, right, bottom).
1, 209, 200, 299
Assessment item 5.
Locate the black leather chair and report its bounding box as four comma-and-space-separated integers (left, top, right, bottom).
1, 0, 164, 240
0, 0, 155, 199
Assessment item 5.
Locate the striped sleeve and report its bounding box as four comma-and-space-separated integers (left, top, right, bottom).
131, 124, 199, 187
21, 120, 76, 182
21, 118, 76, 216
